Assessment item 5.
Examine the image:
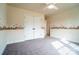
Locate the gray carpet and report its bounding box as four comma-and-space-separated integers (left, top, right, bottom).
3, 37, 79, 55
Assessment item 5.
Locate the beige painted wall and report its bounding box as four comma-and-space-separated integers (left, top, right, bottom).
7, 5, 45, 27
47, 6, 79, 43
48, 6, 79, 27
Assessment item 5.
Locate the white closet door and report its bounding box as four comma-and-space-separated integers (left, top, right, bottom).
33, 16, 45, 39
24, 15, 34, 40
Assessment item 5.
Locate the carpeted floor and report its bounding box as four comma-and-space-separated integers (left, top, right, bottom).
3, 37, 79, 55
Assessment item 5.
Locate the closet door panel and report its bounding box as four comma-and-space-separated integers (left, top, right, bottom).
24, 15, 34, 40
34, 16, 45, 39
24, 15, 46, 40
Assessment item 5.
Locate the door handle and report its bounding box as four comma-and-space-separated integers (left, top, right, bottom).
32, 28, 35, 30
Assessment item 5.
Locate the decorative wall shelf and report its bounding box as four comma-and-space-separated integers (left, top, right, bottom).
50, 26, 79, 29
0, 27, 24, 30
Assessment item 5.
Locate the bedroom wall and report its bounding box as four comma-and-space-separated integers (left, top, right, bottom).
47, 6, 79, 43
7, 5, 45, 27
6, 5, 46, 44
0, 3, 7, 54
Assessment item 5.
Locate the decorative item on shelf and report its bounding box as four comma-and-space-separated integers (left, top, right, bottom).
9, 25, 11, 29
12, 24, 16, 29
77, 26, 79, 28
6, 26, 9, 29
0, 26, 3, 30
0, 26, 1, 29
3, 26, 6, 29
5, 26, 8, 29
17, 24, 20, 29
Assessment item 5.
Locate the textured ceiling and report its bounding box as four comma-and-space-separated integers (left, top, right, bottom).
8, 3, 79, 16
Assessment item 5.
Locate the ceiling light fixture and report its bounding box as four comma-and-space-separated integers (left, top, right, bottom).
47, 4, 58, 10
